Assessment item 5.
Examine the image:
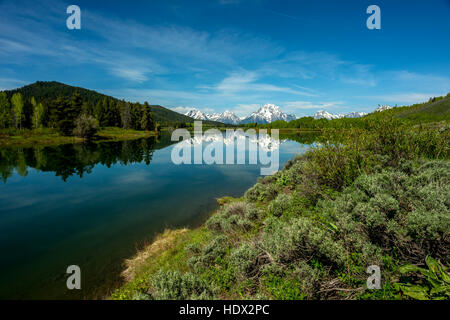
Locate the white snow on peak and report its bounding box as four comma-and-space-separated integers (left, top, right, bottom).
185, 108, 208, 120
240, 104, 296, 124
313, 110, 368, 120
374, 105, 393, 112
185, 108, 240, 124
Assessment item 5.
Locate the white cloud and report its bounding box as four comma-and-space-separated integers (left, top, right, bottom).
202, 71, 317, 97
110, 68, 148, 83
282, 101, 344, 110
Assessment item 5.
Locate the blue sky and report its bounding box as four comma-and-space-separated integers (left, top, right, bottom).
0, 0, 449, 117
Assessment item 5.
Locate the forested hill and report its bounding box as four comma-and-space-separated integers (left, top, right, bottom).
1, 81, 203, 124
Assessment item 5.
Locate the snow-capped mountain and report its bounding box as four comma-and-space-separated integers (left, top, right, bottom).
313, 110, 344, 120
345, 111, 368, 118
184, 104, 295, 125
185, 109, 208, 120
313, 110, 368, 120
240, 104, 296, 124
184, 103, 385, 124
374, 105, 393, 112
184, 109, 240, 124
207, 110, 241, 125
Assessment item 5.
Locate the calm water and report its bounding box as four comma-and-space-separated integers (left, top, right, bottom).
0, 131, 317, 299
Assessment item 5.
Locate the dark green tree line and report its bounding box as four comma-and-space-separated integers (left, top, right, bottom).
0, 91, 155, 137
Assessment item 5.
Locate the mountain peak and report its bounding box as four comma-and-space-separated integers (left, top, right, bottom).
241, 103, 296, 124
185, 108, 208, 120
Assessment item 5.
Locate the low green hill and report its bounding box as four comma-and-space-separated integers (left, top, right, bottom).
368, 94, 450, 122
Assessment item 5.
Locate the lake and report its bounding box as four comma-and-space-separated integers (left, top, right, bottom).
0, 131, 318, 299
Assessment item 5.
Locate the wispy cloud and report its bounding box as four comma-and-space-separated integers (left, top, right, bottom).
200, 70, 317, 96
0, 78, 27, 90
282, 101, 344, 110
1, 0, 448, 117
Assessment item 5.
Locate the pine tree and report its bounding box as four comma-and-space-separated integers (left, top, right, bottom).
120, 102, 132, 129
52, 95, 79, 135
141, 102, 155, 130
100, 97, 109, 127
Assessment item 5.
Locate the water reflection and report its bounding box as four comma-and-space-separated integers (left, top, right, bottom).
0, 131, 319, 183
0, 136, 175, 182
0, 130, 319, 299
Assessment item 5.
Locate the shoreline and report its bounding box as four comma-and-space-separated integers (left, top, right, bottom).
0, 127, 158, 148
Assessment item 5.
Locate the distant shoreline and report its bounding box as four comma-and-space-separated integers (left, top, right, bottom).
0, 127, 158, 148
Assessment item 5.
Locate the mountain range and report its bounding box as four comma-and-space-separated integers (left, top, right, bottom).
312, 110, 369, 120
185, 104, 296, 125
185, 109, 241, 124
184, 103, 399, 124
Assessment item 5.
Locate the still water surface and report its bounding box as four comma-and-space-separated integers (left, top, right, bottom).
0, 132, 317, 299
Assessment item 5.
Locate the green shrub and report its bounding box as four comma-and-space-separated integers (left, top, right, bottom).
244, 182, 277, 202
73, 114, 99, 139
150, 270, 216, 300
206, 202, 258, 234
262, 217, 347, 266
320, 160, 449, 263
230, 242, 263, 281
268, 193, 293, 217
188, 235, 229, 272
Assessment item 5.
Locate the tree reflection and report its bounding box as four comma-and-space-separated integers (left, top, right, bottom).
0, 137, 165, 182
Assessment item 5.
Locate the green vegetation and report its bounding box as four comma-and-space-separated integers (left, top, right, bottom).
112, 112, 449, 300
0, 82, 165, 145
0, 127, 158, 148
0, 81, 234, 146
0, 128, 84, 147
244, 94, 450, 130
394, 256, 449, 300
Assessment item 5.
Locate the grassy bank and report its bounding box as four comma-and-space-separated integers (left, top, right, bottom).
96, 127, 157, 141
111, 118, 449, 300
0, 127, 157, 147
